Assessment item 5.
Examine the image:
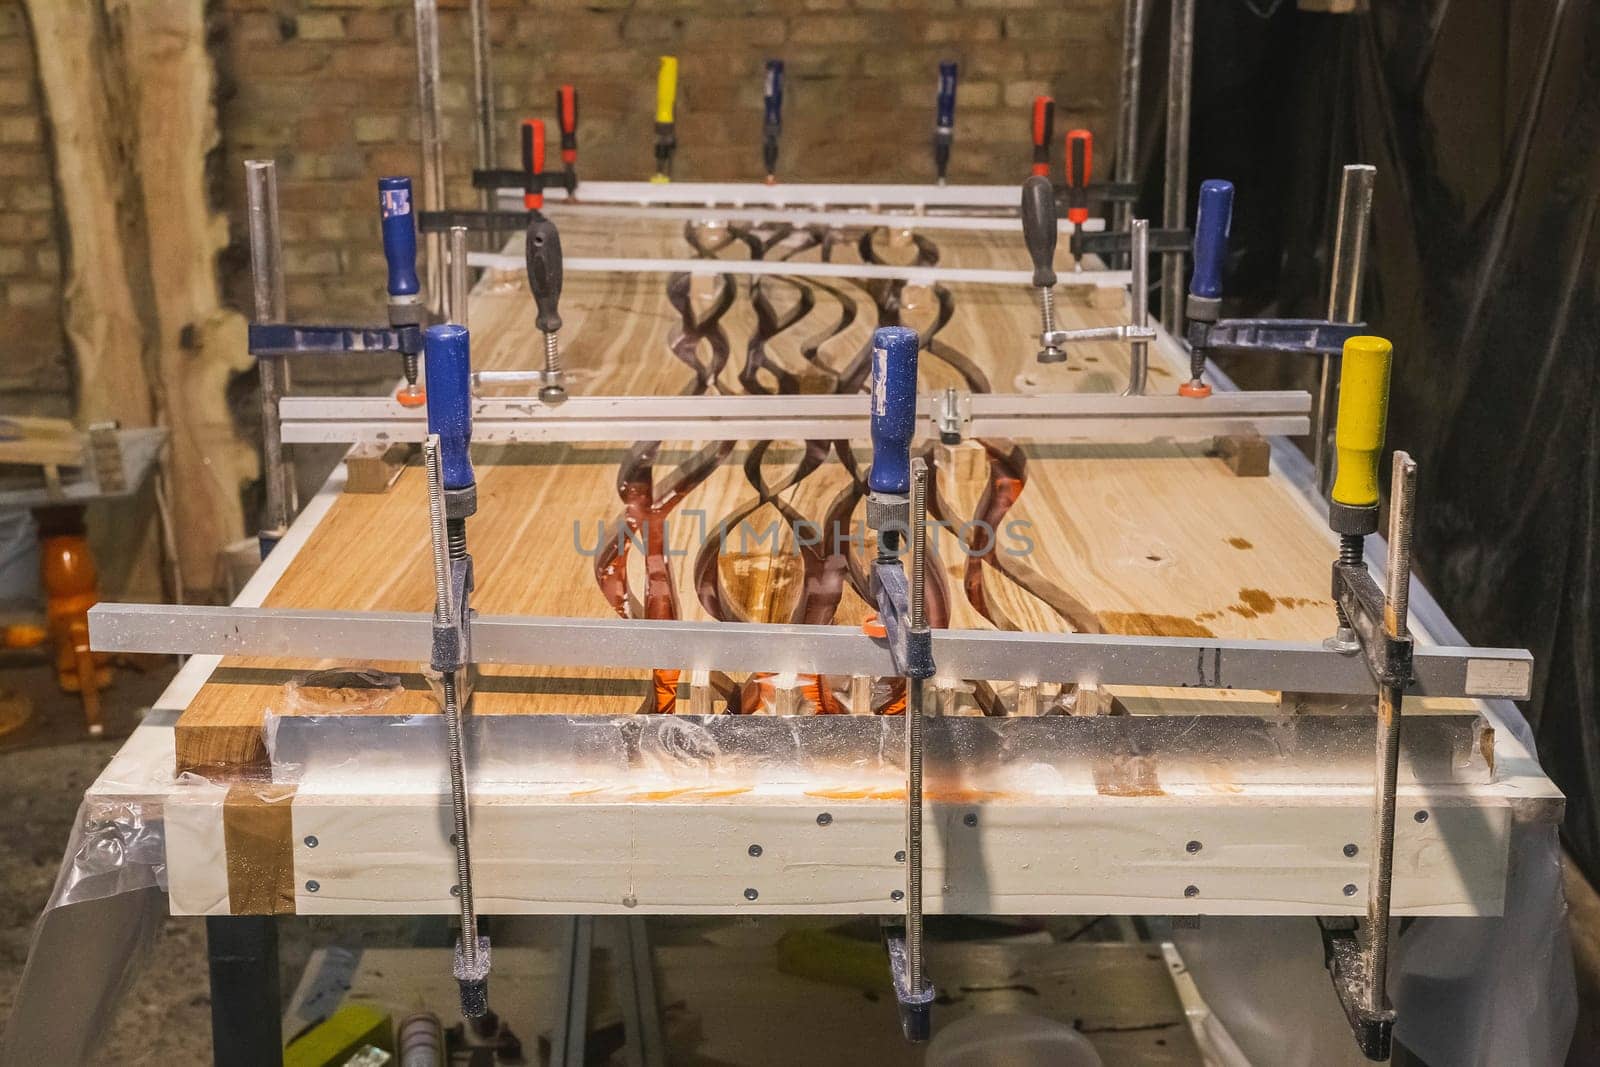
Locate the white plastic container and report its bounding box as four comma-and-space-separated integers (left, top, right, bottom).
925, 1012, 1103, 1067
0, 507, 38, 606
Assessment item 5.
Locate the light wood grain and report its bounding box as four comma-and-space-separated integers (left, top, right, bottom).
176, 218, 1381, 774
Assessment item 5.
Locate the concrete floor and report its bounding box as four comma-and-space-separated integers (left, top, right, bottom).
0, 657, 418, 1063
0, 658, 215, 1062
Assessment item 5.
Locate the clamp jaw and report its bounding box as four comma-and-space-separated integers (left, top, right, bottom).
762, 60, 783, 183
525, 212, 566, 403
422, 324, 490, 1020
1019, 178, 1155, 391
248, 177, 428, 405
932, 61, 957, 185
1315, 335, 1414, 1062
865, 326, 936, 1042
1178, 179, 1367, 396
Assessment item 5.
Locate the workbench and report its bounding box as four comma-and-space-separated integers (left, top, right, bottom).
69, 208, 1554, 912
36, 203, 1564, 1067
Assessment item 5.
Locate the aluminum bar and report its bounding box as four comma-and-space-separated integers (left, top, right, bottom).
506, 180, 1083, 210
89, 603, 1533, 699
467, 250, 1128, 289
537, 201, 1104, 235
278, 390, 1310, 445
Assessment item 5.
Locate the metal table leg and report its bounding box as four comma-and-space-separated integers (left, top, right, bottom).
206, 915, 283, 1067
549, 916, 594, 1067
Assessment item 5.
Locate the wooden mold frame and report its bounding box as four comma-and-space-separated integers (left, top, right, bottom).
88, 216, 1560, 918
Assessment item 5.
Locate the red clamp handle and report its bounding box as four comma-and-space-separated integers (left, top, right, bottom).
1030, 96, 1054, 178
521, 118, 547, 209
1064, 128, 1092, 224
557, 85, 578, 165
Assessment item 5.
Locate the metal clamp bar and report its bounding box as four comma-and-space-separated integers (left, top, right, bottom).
248, 324, 423, 359
470, 167, 576, 194
1042, 324, 1157, 346
1070, 227, 1190, 257
277, 390, 1311, 446
1160, 0, 1195, 333
1206, 318, 1368, 357
88, 602, 1533, 699
421, 209, 535, 234
245, 159, 297, 537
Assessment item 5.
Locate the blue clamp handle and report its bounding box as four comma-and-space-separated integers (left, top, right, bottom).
1189, 179, 1234, 302
935, 62, 957, 131
378, 176, 420, 299
424, 324, 474, 490
763, 60, 784, 129
868, 326, 919, 495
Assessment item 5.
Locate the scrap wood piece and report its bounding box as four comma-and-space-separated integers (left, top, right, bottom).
343, 441, 416, 494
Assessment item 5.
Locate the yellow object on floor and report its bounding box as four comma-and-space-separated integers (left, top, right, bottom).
284, 1003, 392, 1067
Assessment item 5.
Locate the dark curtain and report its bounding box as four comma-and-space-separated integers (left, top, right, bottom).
1149, 0, 1600, 880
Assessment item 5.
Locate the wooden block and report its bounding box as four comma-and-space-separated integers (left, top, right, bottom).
1213, 433, 1271, 477
87, 422, 125, 493
343, 442, 415, 494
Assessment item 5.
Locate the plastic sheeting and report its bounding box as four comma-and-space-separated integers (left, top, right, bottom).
1355, 1, 1600, 893
1178, 1, 1599, 883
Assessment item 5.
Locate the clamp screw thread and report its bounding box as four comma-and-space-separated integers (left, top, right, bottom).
543, 330, 561, 378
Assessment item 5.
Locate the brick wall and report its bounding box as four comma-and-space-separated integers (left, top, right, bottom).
211, 0, 1123, 324
0, 0, 69, 418
4, 0, 1123, 420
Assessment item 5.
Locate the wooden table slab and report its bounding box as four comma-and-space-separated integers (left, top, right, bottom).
176, 218, 1386, 774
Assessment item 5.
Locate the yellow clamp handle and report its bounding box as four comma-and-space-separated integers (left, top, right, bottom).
656, 56, 679, 125
1331, 335, 1393, 509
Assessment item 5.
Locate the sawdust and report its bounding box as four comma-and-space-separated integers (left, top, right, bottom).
1092, 755, 1164, 796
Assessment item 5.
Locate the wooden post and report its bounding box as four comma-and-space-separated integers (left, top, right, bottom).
23, 0, 251, 598
124, 1, 255, 585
